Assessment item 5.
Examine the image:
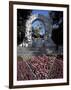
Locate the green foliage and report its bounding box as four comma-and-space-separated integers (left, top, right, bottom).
34, 28, 40, 38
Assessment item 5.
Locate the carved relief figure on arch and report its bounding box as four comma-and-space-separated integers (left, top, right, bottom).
17, 9, 63, 80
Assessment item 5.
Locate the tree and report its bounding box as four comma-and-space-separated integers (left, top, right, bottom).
34, 28, 40, 38
50, 11, 63, 51
17, 9, 32, 45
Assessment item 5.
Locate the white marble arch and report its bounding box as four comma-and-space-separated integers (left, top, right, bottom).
24, 13, 55, 47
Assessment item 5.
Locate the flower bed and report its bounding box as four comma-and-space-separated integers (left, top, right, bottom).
17, 55, 63, 80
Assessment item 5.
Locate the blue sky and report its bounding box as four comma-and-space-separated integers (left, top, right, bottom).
32, 20, 45, 35
32, 10, 48, 16
32, 10, 48, 35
